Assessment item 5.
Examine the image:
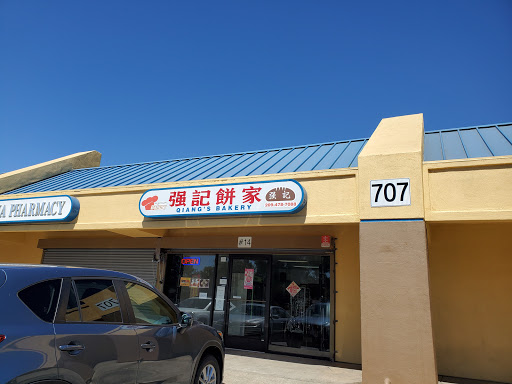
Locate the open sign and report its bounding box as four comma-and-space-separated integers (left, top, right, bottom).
182, 257, 200, 265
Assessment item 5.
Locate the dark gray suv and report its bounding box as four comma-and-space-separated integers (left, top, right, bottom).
0, 264, 224, 384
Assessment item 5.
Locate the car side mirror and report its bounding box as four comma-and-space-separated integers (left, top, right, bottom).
180, 312, 193, 328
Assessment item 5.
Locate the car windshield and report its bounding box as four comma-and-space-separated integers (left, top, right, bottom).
178, 297, 211, 309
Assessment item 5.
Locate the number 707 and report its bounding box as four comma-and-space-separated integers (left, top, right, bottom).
371, 182, 409, 203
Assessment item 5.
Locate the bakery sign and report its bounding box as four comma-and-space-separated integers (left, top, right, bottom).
139, 179, 306, 218
0, 195, 80, 224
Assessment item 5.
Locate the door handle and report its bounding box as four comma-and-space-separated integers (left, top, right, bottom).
140, 342, 156, 351
59, 344, 85, 355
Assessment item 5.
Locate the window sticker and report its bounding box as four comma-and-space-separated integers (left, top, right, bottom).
244, 269, 254, 290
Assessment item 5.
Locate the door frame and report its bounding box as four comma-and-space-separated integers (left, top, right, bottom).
224, 254, 271, 352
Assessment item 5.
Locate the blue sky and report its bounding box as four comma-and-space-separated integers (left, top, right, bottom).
1, 0, 511, 174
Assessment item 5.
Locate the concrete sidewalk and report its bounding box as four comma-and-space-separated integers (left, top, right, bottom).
223, 349, 362, 384
222, 349, 458, 384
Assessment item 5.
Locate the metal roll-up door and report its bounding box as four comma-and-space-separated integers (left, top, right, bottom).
43, 249, 157, 286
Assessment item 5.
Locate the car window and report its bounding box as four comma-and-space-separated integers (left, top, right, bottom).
74, 279, 123, 323
65, 281, 81, 322
18, 279, 62, 322
124, 281, 178, 325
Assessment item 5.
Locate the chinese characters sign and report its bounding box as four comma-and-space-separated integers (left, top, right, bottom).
286, 281, 301, 297
139, 180, 306, 218
321, 235, 331, 248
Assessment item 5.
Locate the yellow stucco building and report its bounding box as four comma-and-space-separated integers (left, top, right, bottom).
1, 114, 511, 384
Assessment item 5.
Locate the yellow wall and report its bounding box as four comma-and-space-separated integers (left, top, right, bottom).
429, 222, 512, 383
358, 113, 425, 220
333, 224, 362, 365
360, 220, 437, 384
424, 157, 512, 222
0, 233, 43, 263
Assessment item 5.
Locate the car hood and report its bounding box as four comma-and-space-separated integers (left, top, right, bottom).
178, 307, 209, 313
287, 316, 330, 326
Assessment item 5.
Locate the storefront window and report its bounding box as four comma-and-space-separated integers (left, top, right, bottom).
163, 255, 216, 325
162, 251, 331, 357
269, 255, 331, 355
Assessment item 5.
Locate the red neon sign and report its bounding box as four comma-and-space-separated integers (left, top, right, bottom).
181, 257, 200, 265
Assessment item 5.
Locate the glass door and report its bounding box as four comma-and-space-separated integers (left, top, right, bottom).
163, 254, 217, 326
225, 255, 270, 351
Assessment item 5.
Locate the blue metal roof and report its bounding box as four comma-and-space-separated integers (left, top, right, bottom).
424, 123, 512, 161
3, 138, 368, 194
3, 122, 511, 195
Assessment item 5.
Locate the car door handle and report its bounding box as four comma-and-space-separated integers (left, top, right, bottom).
59, 344, 85, 353
140, 342, 156, 351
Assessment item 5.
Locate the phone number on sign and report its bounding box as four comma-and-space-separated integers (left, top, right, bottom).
264, 202, 297, 207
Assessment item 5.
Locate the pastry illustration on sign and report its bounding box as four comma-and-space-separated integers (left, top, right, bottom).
265, 187, 295, 201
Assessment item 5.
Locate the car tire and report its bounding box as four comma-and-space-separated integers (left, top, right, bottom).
194, 354, 220, 384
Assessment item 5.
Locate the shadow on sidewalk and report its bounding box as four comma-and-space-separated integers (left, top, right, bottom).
225, 348, 362, 371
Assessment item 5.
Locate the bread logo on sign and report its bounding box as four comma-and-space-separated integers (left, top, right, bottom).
265, 187, 295, 202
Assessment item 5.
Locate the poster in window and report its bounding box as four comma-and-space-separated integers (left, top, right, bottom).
180, 277, 191, 287
244, 268, 254, 290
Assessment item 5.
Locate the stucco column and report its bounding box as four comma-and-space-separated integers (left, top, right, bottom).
357, 114, 437, 384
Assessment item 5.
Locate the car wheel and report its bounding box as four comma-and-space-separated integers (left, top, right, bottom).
194, 354, 220, 384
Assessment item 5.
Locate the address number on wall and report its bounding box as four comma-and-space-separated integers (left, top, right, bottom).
238, 237, 252, 248
370, 178, 411, 207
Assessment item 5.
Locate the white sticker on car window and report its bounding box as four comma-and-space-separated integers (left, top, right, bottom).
95, 298, 120, 311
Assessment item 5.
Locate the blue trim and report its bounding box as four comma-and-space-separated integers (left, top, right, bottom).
361, 218, 424, 222
139, 179, 306, 219
0, 195, 80, 224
